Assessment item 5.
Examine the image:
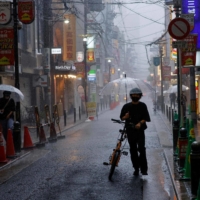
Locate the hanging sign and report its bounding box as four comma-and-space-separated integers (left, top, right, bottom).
162, 66, 171, 81
0, 28, 14, 66
153, 57, 160, 66
181, 34, 198, 66
87, 49, 95, 62
0, 2, 11, 25
18, 1, 35, 24
76, 51, 84, 62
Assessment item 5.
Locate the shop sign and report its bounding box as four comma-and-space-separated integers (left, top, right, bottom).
181, 34, 198, 66
63, 14, 76, 61
153, 57, 160, 66
18, 1, 35, 24
0, 2, 11, 25
55, 65, 76, 71
162, 66, 171, 81
51, 48, 61, 54
0, 28, 14, 66
182, 0, 200, 48
86, 102, 96, 118
87, 49, 95, 62
76, 51, 84, 62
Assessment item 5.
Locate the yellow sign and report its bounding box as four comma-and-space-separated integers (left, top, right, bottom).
63, 14, 76, 61
86, 102, 96, 117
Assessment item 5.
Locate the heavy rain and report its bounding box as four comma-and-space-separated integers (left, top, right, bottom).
0, 0, 200, 200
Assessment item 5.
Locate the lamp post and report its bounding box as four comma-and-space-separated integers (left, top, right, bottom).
83, 37, 88, 107
118, 68, 120, 78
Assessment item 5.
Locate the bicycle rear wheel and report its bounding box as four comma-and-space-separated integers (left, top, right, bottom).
108, 151, 120, 180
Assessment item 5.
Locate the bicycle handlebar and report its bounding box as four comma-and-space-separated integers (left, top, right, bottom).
111, 119, 125, 124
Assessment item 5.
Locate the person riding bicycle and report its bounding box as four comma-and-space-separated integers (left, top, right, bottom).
120, 88, 151, 176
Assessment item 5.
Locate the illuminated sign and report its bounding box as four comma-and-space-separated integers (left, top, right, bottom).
182, 0, 200, 49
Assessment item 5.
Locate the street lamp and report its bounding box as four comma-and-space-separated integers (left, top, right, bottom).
118, 68, 120, 78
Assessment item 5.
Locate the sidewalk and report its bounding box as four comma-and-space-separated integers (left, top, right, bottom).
158, 104, 200, 200
0, 104, 109, 170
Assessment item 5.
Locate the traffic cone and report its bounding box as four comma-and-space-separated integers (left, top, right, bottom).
36, 125, 47, 147
6, 129, 16, 158
174, 111, 178, 120
0, 132, 8, 163
48, 122, 57, 142
181, 138, 195, 180
196, 179, 200, 200
23, 126, 34, 148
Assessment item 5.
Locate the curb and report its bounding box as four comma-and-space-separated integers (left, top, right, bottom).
0, 151, 30, 171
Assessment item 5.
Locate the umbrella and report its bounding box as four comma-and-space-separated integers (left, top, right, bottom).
0, 84, 24, 100
100, 77, 139, 96
168, 85, 189, 93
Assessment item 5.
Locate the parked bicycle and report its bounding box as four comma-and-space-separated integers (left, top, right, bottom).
103, 119, 131, 180
22, 105, 36, 125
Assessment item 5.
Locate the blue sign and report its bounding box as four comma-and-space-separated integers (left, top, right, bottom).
182, 0, 200, 49
153, 57, 160, 66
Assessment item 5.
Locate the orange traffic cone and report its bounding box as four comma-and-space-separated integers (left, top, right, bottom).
23, 126, 34, 148
48, 122, 57, 142
6, 129, 16, 158
0, 132, 8, 163
36, 125, 47, 147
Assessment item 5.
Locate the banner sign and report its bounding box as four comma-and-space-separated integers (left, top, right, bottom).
18, 1, 35, 24
63, 14, 76, 61
181, 34, 198, 66
162, 66, 171, 81
182, 0, 200, 49
0, 2, 11, 25
0, 28, 14, 65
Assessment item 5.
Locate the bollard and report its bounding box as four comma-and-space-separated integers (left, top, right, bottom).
74, 108, 76, 123
166, 105, 169, 119
173, 119, 179, 154
79, 106, 81, 120
169, 107, 171, 122
178, 127, 188, 169
190, 141, 200, 196
13, 121, 21, 152
64, 110, 67, 126
172, 109, 174, 125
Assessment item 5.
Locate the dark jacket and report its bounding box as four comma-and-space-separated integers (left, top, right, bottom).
0, 97, 15, 120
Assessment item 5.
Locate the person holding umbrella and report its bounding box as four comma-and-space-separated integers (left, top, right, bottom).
0, 91, 16, 141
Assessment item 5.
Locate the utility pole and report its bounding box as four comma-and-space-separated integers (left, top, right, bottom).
160, 46, 164, 112
174, 4, 182, 125
84, 0, 88, 115
13, 0, 20, 123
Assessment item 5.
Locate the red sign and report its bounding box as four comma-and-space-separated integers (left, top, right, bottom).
0, 28, 14, 65
181, 34, 198, 66
168, 18, 190, 40
18, 1, 35, 24
162, 66, 171, 81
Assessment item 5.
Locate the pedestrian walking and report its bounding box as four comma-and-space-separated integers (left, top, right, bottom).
0, 91, 15, 141
120, 88, 151, 176
170, 92, 176, 109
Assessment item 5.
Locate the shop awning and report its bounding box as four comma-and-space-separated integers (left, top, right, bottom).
173, 68, 190, 74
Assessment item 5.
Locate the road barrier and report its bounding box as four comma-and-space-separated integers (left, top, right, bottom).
0, 131, 8, 163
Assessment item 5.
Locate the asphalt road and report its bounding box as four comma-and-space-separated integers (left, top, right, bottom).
0, 81, 174, 200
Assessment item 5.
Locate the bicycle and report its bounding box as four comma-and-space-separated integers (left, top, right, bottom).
103, 118, 132, 180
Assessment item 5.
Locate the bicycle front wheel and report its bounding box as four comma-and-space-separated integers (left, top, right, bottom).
108, 151, 120, 180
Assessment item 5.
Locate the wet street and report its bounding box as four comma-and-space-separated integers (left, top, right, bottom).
0, 81, 175, 200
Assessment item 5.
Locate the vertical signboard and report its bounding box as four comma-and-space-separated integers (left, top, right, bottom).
0, 28, 14, 65
0, 2, 11, 25
182, 0, 200, 49
162, 66, 171, 81
18, 1, 35, 24
63, 14, 76, 61
181, 34, 198, 66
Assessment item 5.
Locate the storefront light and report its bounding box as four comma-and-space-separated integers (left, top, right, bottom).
68, 74, 76, 78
